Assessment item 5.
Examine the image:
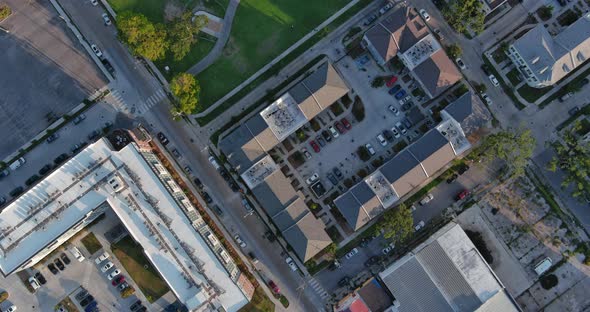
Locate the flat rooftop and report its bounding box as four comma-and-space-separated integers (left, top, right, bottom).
0, 138, 249, 311
260, 93, 308, 142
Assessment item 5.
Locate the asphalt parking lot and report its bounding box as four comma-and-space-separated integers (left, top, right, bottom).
0, 0, 107, 160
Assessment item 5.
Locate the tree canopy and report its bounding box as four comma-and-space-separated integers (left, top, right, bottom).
375, 204, 414, 244
446, 44, 462, 58
169, 13, 208, 61
547, 122, 590, 200
170, 73, 200, 116
479, 128, 536, 177
117, 11, 168, 61
443, 0, 485, 34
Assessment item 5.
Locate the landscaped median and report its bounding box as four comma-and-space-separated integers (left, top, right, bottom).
80, 232, 103, 255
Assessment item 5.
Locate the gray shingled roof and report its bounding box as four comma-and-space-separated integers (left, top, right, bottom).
251, 171, 298, 217
282, 212, 332, 262
408, 130, 449, 162
380, 150, 420, 184
219, 125, 264, 174
444, 92, 473, 123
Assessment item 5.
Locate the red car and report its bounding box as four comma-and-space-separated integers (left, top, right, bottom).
112, 275, 125, 286
335, 121, 346, 134
386, 76, 398, 87
341, 118, 352, 130
456, 190, 470, 200
309, 140, 320, 153
268, 280, 280, 294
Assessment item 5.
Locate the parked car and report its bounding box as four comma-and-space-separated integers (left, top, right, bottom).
446, 173, 459, 184
34, 272, 46, 285
333, 167, 343, 179
419, 193, 434, 205
28, 276, 41, 291
38, 164, 52, 176
377, 134, 387, 147
112, 275, 125, 286
100, 261, 114, 273
455, 58, 466, 70
101, 58, 115, 73
54, 258, 65, 271
268, 280, 280, 294
401, 102, 412, 111
46, 133, 59, 143
341, 118, 352, 130
302, 148, 312, 160
193, 178, 203, 188
394, 89, 407, 99
456, 189, 470, 200
388, 85, 401, 94
414, 221, 425, 231
382, 243, 395, 254
25, 175, 40, 186
344, 248, 359, 259
107, 269, 121, 280
481, 93, 493, 105
60, 253, 71, 265
211, 204, 224, 217
383, 130, 394, 142
0, 169, 9, 180
80, 295, 94, 306
72, 113, 86, 125
95, 252, 110, 264
388, 105, 400, 115
559, 92, 573, 102
419, 9, 430, 21
338, 276, 351, 287
9, 187, 24, 198
285, 257, 298, 271
171, 149, 181, 158
365, 256, 380, 267
117, 282, 129, 291
48, 263, 59, 275
157, 132, 169, 145
386, 76, 398, 87
309, 140, 320, 153
305, 173, 319, 185
70, 247, 85, 262
395, 122, 407, 135
234, 234, 247, 248
322, 130, 332, 142
102, 13, 111, 25
391, 127, 401, 138
202, 192, 213, 204
75, 289, 88, 302
316, 136, 326, 147
129, 300, 142, 311
327, 173, 339, 186
329, 126, 339, 138
2, 305, 16, 312
365, 143, 375, 155
433, 28, 443, 40
90, 0, 98, 6
54, 153, 69, 165
335, 121, 346, 134
488, 74, 500, 87
90, 44, 102, 58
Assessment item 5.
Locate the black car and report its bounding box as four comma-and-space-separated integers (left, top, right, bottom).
25, 175, 40, 186
75, 289, 88, 301
219, 170, 231, 182
193, 178, 203, 188
34, 272, 47, 285
129, 300, 142, 311
80, 295, 94, 306
403, 118, 412, 128
60, 253, 71, 265
47, 263, 59, 275
212, 205, 223, 217
327, 173, 339, 186
38, 164, 52, 176
54, 153, 69, 165
338, 276, 351, 287
46, 133, 59, 143
202, 192, 213, 204
157, 132, 169, 145
365, 256, 380, 267
136, 307, 147, 312
321, 130, 332, 142
0, 197, 6, 206
0, 169, 9, 179
446, 173, 459, 184
101, 58, 115, 74
9, 187, 24, 197
54, 258, 65, 271
401, 102, 412, 111
383, 130, 394, 142
88, 130, 101, 141
457, 164, 470, 175
229, 181, 240, 192
333, 167, 343, 179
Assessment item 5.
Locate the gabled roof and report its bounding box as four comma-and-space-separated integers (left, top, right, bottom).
444, 92, 473, 123
251, 170, 298, 217
413, 49, 462, 97
282, 209, 332, 262
408, 130, 456, 176
363, 7, 429, 63
293, 63, 349, 120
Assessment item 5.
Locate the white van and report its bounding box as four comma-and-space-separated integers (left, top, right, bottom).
9, 157, 26, 171
534, 257, 552, 275
70, 246, 85, 262
208, 156, 221, 170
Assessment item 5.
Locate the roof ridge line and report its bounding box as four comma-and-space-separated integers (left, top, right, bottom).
407, 149, 429, 178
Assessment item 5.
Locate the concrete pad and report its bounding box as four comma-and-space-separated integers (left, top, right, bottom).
516, 290, 541, 312
544, 276, 590, 312
528, 262, 586, 308
194, 11, 223, 37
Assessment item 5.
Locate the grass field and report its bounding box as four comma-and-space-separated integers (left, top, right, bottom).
197, 0, 349, 110
80, 232, 103, 255
111, 236, 170, 302
155, 34, 217, 78
238, 286, 275, 312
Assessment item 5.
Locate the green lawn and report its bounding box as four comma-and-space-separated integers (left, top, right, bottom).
111, 236, 170, 302
238, 286, 275, 312
80, 233, 103, 255
506, 68, 521, 86
155, 34, 217, 78
517, 84, 552, 103
197, 0, 349, 110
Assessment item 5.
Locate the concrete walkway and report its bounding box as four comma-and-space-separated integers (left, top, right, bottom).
192, 0, 361, 118
187, 0, 240, 75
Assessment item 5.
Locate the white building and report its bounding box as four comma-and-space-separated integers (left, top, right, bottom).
0, 137, 250, 312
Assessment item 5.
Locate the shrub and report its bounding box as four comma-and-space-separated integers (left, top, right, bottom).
351, 97, 365, 121
357, 146, 370, 161
371, 76, 385, 88
0, 4, 11, 21
0, 291, 8, 303
540, 274, 558, 289
121, 286, 136, 298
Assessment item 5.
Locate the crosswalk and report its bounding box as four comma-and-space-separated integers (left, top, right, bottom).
308, 277, 330, 300
107, 88, 167, 116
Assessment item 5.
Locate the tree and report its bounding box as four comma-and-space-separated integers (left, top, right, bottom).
324, 243, 337, 257
443, 0, 485, 34
374, 204, 414, 244
170, 72, 201, 116
479, 128, 536, 177
474, 82, 487, 94
169, 12, 208, 61
499, 41, 510, 53
371, 76, 385, 88
0, 4, 11, 21
538, 5, 554, 21
117, 11, 168, 61
446, 44, 462, 58
547, 124, 590, 200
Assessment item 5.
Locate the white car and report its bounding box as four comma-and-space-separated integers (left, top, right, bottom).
399, 95, 411, 105
381, 242, 395, 254
419, 193, 434, 205
365, 143, 376, 156
70, 247, 85, 262
2, 305, 16, 312
395, 122, 407, 135
345, 248, 359, 259
391, 127, 401, 138
388, 105, 400, 116
419, 9, 430, 21
285, 257, 298, 271
90, 0, 98, 6
90, 44, 102, 58
100, 261, 114, 273
302, 148, 312, 160
455, 58, 466, 70
489, 74, 500, 87
28, 276, 40, 290
95, 252, 110, 264
102, 13, 111, 26
481, 93, 493, 105
415, 221, 425, 231
305, 173, 319, 185
234, 234, 246, 248
328, 126, 339, 138
377, 134, 387, 147
107, 269, 121, 280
